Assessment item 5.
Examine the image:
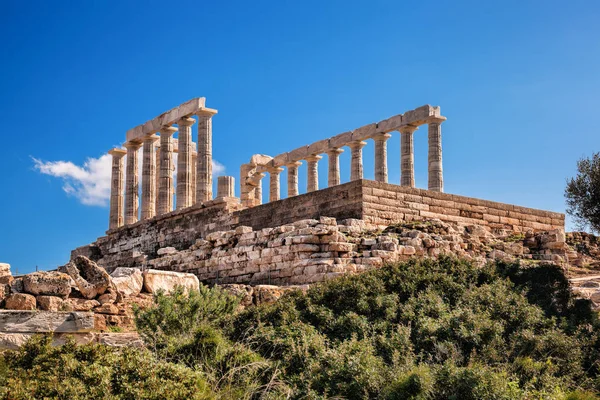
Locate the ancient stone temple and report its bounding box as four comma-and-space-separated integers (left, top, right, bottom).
73, 97, 565, 285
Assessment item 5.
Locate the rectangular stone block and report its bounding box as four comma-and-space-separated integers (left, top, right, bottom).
376, 114, 403, 133
0, 311, 95, 333
329, 131, 353, 148
351, 123, 378, 141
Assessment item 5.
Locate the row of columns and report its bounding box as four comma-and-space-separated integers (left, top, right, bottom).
108, 111, 216, 230
262, 118, 444, 204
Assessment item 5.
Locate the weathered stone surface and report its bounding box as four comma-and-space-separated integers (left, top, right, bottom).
0, 284, 7, 303
94, 303, 120, 315
0, 263, 10, 277
4, 293, 36, 310
22, 271, 72, 297
143, 269, 199, 294
111, 268, 143, 297
61, 256, 112, 300
65, 298, 100, 311
36, 295, 65, 311
0, 275, 14, 285
0, 310, 94, 333
10, 277, 23, 293
97, 333, 144, 348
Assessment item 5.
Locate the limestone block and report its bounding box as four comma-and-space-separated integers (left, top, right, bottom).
307, 139, 330, 155
65, 298, 100, 311
97, 333, 144, 348
143, 269, 200, 294
4, 293, 36, 310
329, 131, 353, 149
61, 256, 112, 300
111, 268, 143, 297
94, 303, 120, 315
0, 332, 96, 350
22, 271, 72, 298
36, 295, 65, 311
287, 146, 309, 162
157, 247, 177, 255
0, 284, 6, 303
0, 310, 94, 333
0, 263, 10, 277
351, 123, 378, 141
376, 114, 403, 133
10, 277, 23, 293
250, 154, 274, 166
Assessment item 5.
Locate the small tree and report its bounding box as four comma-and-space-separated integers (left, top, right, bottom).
565, 152, 600, 233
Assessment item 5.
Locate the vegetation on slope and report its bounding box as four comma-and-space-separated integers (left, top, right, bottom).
2, 257, 600, 399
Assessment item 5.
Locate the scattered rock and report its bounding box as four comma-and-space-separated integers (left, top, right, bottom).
10, 278, 24, 293
65, 298, 100, 311
0, 263, 10, 278
36, 295, 65, 311
111, 268, 143, 297
94, 303, 120, 315
157, 247, 177, 256
22, 271, 72, 298
60, 256, 112, 300
0, 284, 7, 304
98, 291, 118, 305
4, 293, 36, 310
0, 310, 95, 333
143, 269, 199, 294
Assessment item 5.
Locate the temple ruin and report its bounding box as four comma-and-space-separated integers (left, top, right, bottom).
73, 97, 566, 284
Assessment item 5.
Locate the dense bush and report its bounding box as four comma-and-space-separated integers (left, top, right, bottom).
2, 257, 599, 399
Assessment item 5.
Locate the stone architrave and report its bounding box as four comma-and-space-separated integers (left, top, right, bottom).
428, 117, 445, 192
176, 117, 195, 210
108, 148, 126, 229
196, 109, 217, 204
286, 161, 302, 197
157, 126, 177, 215
348, 141, 366, 181
373, 133, 392, 183
305, 155, 322, 192
327, 148, 344, 187
399, 125, 418, 188
268, 166, 284, 202
141, 135, 159, 220
124, 141, 142, 225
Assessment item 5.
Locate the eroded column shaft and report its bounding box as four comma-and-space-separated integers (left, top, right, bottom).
108, 149, 126, 230
176, 118, 195, 210
327, 148, 343, 187
349, 141, 366, 181
374, 133, 392, 183
287, 161, 302, 197
196, 113, 214, 204
268, 167, 284, 202
217, 176, 235, 198
141, 135, 159, 220
124, 142, 142, 225
157, 127, 177, 215
400, 126, 417, 188
428, 119, 444, 192
306, 155, 322, 193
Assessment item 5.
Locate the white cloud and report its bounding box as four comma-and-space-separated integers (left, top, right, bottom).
33, 153, 227, 207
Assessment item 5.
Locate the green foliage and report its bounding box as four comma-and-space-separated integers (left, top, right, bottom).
3, 258, 600, 399
566, 152, 600, 233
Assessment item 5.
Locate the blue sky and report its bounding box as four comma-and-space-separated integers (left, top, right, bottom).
1, 0, 599, 274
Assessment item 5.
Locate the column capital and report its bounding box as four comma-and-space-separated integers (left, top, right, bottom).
426, 116, 447, 125
177, 117, 196, 127
327, 147, 344, 156
267, 166, 285, 174
398, 124, 419, 134
195, 108, 218, 118
108, 148, 127, 157
286, 160, 303, 168
159, 126, 178, 135
123, 141, 142, 150
143, 134, 160, 142
348, 140, 367, 149
373, 132, 392, 142
305, 154, 323, 162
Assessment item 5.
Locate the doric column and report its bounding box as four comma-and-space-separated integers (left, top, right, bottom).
124, 141, 142, 225
254, 173, 266, 205
327, 148, 344, 187
348, 141, 367, 181
141, 134, 159, 220
373, 133, 392, 183
399, 125, 417, 188
108, 148, 126, 230
176, 117, 195, 210
305, 154, 322, 192
428, 117, 445, 192
191, 152, 197, 204
196, 110, 217, 204
157, 126, 177, 215
268, 166, 284, 202
217, 176, 235, 198
286, 161, 302, 197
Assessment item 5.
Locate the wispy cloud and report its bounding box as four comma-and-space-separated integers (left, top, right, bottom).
33, 153, 227, 207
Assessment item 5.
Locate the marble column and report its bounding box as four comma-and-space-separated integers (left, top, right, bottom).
108, 148, 126, 230
141, 134, 159, 220
196, 111, 216, 204
286, 161, 302, 197
254, 173, 266, 205
217, 176, 235, 198
306, 154, 322, 192
191, 152, 197, 204
268, 166, 284, 202
176, 117, 195, 210
327, 148, 344, 187
157, 126, 177, 215
124, 141, 142, 225
348, 141, 367, 181
373, 133, 392, 183
428, 118, 445, 192
399, 125, 417, 188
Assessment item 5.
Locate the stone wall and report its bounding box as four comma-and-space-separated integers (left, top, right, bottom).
73, 180, 564, 277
